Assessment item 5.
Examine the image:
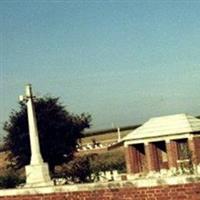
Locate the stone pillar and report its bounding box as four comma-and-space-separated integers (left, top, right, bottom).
145, 142, 158, 173
117, 128, 121, 142
125, 146, 135, 174
166, 140, 178, 171
188, 137, 200, 165
125, 144, 147, 174
26, 85, 43, 165
20, 84, 53, 187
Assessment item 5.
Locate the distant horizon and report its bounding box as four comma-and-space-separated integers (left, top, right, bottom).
1, 1, 200, 138
0, 110, 200, 142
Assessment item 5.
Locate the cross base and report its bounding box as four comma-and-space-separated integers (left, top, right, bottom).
24, 163, 53, 187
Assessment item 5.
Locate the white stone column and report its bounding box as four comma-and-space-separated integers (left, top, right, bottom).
20, 84, 53, 187
117, 127, 121, 142
26, 85, 43, 165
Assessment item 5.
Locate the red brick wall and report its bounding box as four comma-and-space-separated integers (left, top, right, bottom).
0, 183, 200, 200
166, 140, 178, 169
145, 143, 158, 172
194, 137, 200, 164
189, 137, 200, 165
125, 144, 148, 174
125, 145, 141, 174
125, 146, 134, 173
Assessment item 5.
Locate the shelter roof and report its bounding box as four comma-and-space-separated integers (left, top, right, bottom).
122, 114, 200, 141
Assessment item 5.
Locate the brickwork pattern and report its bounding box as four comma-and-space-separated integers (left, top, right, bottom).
125, 144, 147, 174
145, 143, 158, 172
0, 183, 200, 200
124, 147, 130, 173
166, 140, 178, 169
189, 138, 200, 165
125, 145, 140, 173
125, 146, 134, 173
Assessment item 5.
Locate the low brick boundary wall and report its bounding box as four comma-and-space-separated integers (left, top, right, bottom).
0, 183, 200, 200
0, 176, 200, 200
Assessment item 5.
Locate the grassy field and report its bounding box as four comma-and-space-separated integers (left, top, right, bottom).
81, 129, 132, 145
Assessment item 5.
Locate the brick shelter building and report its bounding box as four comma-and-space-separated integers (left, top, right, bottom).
122, 114, 200, 175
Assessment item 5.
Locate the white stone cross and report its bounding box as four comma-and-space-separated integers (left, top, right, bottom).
20, 84, 53, 187
20, 84, 43, 165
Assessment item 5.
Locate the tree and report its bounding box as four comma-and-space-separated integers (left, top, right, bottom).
3, 96, 91, 173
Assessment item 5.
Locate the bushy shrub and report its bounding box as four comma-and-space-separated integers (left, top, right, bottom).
0, 170, 25, 189
60, 154, 93, 183
57, 150, 126, 183
90, 150, 126, 173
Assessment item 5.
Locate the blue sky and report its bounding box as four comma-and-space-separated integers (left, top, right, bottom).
1, 1, 200, 136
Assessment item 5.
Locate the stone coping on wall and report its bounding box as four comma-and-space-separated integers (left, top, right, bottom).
0, 174, 200, 197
